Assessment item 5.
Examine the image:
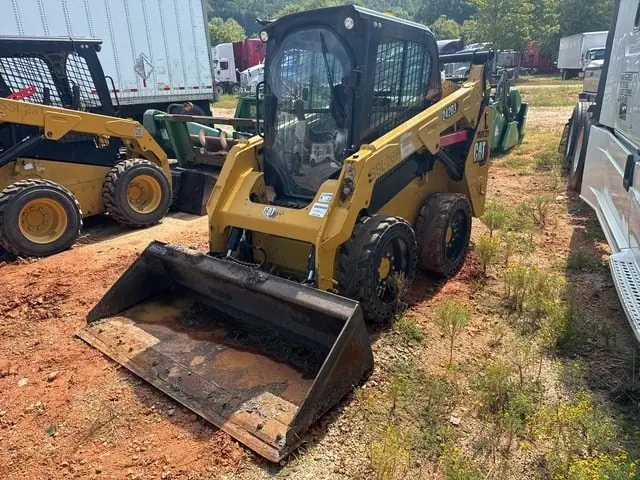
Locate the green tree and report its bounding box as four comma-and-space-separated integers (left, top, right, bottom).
558, 0, 613, 37
429, 15, 462, 40
208, 17, 246, 45
415, 0, 476, 25
530, 0, 560, 57
466, 0, 534, 50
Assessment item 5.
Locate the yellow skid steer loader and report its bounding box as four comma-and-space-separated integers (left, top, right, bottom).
0, 37, 219, 258
80, 6, 495, 461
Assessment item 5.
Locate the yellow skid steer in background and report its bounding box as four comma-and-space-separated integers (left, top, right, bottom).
80, 6, 495, 461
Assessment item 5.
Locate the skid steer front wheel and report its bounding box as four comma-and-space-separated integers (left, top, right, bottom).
416, 193, 471, 278
0, 179, 82, 257
102, 159, 171, 227
338, 215, 417, 324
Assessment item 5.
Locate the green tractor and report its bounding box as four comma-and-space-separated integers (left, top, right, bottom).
489, 69, 528, 153
140, 100, 260, 214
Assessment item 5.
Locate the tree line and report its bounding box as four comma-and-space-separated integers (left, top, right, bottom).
207, 0, 613, 56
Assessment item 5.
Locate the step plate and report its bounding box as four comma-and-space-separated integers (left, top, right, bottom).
609, 251, 640, 342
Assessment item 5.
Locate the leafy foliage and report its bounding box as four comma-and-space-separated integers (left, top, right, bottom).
429, 15, 462, 40
206, 0, 614, 61
208, 17, 246, 45
465, 0, 534, 50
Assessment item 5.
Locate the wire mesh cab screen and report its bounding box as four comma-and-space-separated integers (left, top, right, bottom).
368, 39, 433, 139
0, 52, 101, 110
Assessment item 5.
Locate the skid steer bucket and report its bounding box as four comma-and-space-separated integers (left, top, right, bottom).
78, 242, 373, 461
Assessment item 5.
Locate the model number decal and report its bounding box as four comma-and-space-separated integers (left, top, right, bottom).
441, 102, 458, 120
473, 140, 488, 164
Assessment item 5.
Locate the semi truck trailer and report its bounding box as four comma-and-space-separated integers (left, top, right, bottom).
2, 0, 216, 120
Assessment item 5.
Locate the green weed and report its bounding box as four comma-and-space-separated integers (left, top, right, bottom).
482, 200, 510, 236
503, 264, 566, 327
393, 314, 425, 344
535, 391, 619, 477
368, 423, 412, 480
472, 360, 541, 456
519, 195, 555, 228
439, 446, 483, 480
565, 451, 638, 480
475, 233, 500, 276
436, 300, 471, 368
499, 231, 518, 267
386, 361, 455, 459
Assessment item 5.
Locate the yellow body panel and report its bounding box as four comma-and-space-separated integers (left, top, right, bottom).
206, 64, 494, 290
0, 159, 109, 217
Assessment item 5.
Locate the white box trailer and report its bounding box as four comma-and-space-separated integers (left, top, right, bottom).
1, 0, 215, 119
557, 31, 608, 79
563, 0, 640, 342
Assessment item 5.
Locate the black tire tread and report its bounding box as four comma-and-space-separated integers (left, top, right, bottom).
0, 178, 83, 257
415, 192, 471, 278
102, 159, 170, 227
565, 101, 592, 168
338, 215, 417, 323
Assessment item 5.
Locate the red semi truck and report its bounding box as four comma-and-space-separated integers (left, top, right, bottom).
521, 40, 555, 75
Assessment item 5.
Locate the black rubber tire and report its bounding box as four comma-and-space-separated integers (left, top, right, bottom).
568, 116, 593, 192
102, 159, 171, 227
565, 101, 592, 166
415, 193, 472, 278
0, 179, 82, 257
338, 215, 418, 324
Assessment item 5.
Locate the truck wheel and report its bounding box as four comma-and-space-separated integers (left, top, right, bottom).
214, 85, 225, 98
338, 215, 418, 324
568, 116, 593, 192
0, 179, 82, 257
103, 159, 171, 227
565, 101, 592, 166
231, 85, 241, 95
415, 193, 472, 278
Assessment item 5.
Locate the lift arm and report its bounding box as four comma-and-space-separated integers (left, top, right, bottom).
0, 98, 169, 176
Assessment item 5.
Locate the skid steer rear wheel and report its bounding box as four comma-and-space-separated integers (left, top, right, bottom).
338, 215, 417, 324
416, 193, 472, 278
0, 179, 82, 257
102, 159, 171, 227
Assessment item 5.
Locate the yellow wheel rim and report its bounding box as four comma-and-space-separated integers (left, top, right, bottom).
127, 175, 162, 214
445, 225, 453, 244
378, 256, 391, 280
19, 198, 68, 244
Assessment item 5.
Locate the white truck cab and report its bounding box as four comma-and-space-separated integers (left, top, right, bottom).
212, 43, 240, 95
567, 0, 640, 341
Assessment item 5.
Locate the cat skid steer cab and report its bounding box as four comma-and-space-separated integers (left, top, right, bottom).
80, 6, 495, 462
